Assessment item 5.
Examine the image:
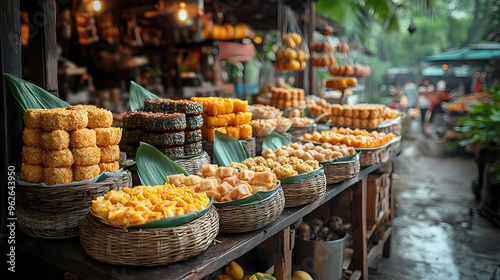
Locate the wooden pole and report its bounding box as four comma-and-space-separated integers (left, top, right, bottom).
308, 0, 316, 95
352, 178, 368, 280
25, 0, 58, 95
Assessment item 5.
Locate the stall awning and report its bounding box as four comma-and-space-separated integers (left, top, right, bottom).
424, 43, 500, 62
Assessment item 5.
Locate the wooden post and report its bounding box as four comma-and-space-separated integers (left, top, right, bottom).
1, 0, 22, 234
262, 226, 292, 280
352, 178, 368, 280
307, 0, 316, 95
25, 0, 58, 95
383, 161, 395, 258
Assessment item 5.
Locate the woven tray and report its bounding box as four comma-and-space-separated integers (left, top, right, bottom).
323, 158, 360, 185
282, 173, 326, 208
17, 171, 132, 239
217, 186, 285, 233
79, 207, 219, 266
359, 147, 390, 167
203, 138, 257, 162
174, 152, 211, 175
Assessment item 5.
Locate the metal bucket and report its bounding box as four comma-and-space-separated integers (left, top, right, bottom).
292, 233, 347, 280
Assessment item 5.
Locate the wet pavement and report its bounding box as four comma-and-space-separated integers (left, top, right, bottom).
369, 119, 500, 280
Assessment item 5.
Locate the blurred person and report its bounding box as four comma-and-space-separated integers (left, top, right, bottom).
403, 80, 418, 111
427, 80, 458, 137
417, 79, 433, 135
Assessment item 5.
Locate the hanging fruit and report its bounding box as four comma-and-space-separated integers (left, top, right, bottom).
275, 32, 308, 72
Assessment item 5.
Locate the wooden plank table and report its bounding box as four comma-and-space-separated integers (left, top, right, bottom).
16, 148, 401, 280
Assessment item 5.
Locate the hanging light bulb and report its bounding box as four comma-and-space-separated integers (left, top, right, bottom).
93, 0, 101, 12
178, 2, 188, 22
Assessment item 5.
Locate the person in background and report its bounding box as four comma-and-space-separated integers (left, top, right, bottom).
417, 79, 433, 135
427, 79, 458, 136
403, 80, 418, 112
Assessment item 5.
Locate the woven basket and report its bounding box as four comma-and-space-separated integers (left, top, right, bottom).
240, 138, 256, 157
359, 147, 390, 167
323, 158, 360, 185
203, 138, 256, 163
255, 136, 266, 156
17, 171, 132, 239
174, 152, 210, 175
79, 207, 219, 266
217, 186, 285, 233
282, 173, 326, 208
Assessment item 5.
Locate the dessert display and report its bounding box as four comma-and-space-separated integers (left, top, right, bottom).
307, 98, 399, 128
191, 97, 253, 141
247, 104, 280, 119
310, 55, 337, 67
250, 119, 277, 137
91, 184, 211, 227
290, 117, 314, 127
446, 92, 490, 112
166, 165, 278, 203
269, 86, 306, 109
300, 127, 397, 149
329, 65, 371, 77
228, 156, 320, 179
325, 77, 358, 88
20, 106, 122, 185
120, 99, 203, 157
262, 142, 357, 163
274, 116, 293, 133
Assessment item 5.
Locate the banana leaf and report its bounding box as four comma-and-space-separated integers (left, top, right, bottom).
213, 130, 250, 166
135, 142, 188, 186
262, 132, 292, 152
280, 166, 324, 184
214, 182, 281, 207
129, 81, 159, 112
4, 73, 70, 124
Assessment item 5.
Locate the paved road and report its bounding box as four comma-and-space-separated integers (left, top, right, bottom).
369, 131, 500, 280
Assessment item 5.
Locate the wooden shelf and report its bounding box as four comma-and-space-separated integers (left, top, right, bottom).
16, 147, 401, 280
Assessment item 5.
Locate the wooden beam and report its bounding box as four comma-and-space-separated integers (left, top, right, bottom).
25, 0, 58, 95
383, 161, 395, 258
352, 178, 368, 280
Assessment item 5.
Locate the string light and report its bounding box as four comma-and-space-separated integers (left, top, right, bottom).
178, 2, 187, 21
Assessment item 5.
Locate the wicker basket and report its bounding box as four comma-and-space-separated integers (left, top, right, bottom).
217, 186, 285, 233
322, 158, 360, 185
240, 138, 256, 157
255, 136, 266, 156
203, 138, 256, 162
174, 152, 210, 175
17, 171, 132, 239
359, 147, 390, 167
79, 207, 219, 266
282, 173, 327, 208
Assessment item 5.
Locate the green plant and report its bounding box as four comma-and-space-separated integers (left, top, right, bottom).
455, 85, 500, 182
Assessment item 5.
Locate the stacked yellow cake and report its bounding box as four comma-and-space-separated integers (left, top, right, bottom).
191, 97, 253, 141
20, 106, 122, 185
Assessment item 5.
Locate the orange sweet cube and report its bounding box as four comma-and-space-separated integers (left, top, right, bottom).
232, 99, 248, 113
227, 125, 240, 139
233, 112, 252, 125
238, 124, 253, 139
